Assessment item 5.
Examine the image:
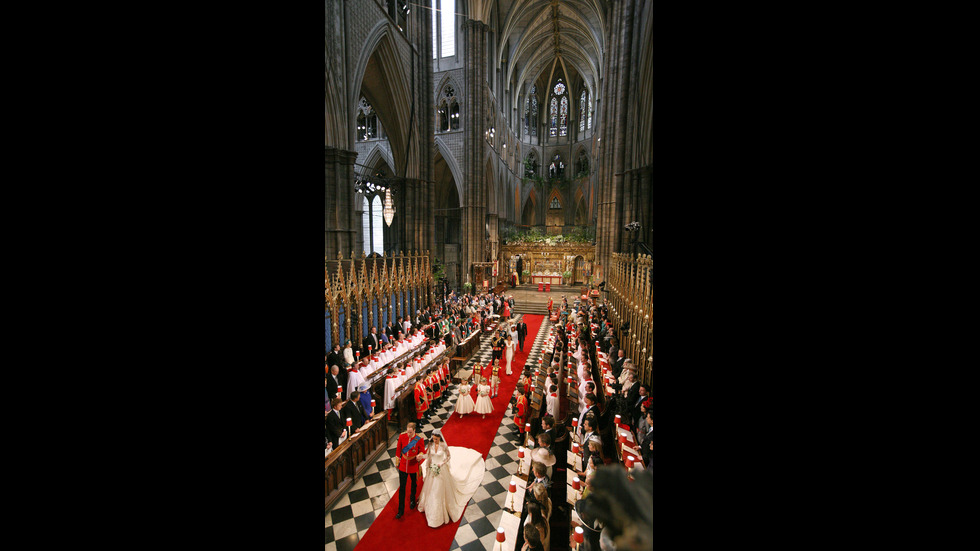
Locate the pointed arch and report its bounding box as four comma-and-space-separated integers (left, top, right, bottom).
434, 137, 464, 207
434, 72, 464, 104
522, 188, 537, 226
359, 143, 396, 178
546, 188, 563, 210
350, 20, 413, 176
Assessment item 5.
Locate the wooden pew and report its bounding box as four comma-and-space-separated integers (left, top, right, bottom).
325, 412, 389, 512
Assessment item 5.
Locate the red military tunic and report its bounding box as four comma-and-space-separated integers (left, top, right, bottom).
515, 394, 527, 433
396, 431, 427, 473
414, 381, 429, 420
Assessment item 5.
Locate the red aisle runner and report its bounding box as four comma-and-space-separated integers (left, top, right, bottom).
354, 315, 544, 551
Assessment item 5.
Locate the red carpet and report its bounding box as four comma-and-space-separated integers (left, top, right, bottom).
353, 315, 544, 551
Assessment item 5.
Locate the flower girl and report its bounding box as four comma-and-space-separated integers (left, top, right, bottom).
455, 376, 476, 417
474, 377, 494, 419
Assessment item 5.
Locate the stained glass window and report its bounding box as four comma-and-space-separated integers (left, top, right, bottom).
550, 97, 557, 137
550, 196, 561, 209
559, 96, 568, 136
530, 89, 537, 136
554, 82, 565, 96
580, 91, 587, 132
524, 97, 529, 137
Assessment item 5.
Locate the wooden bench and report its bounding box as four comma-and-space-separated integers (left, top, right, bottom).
325, 412, 389, 512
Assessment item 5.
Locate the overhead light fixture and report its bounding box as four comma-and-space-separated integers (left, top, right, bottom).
384, 188, 395, 226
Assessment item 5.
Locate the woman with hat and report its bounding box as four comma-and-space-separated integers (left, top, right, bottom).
357, 383, 375, 417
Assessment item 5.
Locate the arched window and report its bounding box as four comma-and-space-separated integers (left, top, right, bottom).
439, 85, 459, 131
361, 197, 371, 254
371, 196, 383, 255
530, 86, 537, 136
362, 192, 386, 255
524, 96, 529, 137
550, 97, 557, 137
550, 80, 566, 137
357, 97, 377, 141
548, 153, 564, 179
550, 195, 561, 209
580, 90, 587, 132
559, 96, 568, 137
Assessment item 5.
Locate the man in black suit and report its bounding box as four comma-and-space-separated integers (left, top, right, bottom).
341, 390, 365, 431
576, 393, 598, 440
326, 364, 347, 401
628, 384, 650, 426
326, 344, 343, 374
325, 397, 346, 448
362, 326, 381, 356
612, 349, 627, 379
516, 319, 528, 352
640, 410, 654, 469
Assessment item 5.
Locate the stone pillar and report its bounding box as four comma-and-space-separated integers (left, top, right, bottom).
461, 19, 488, 286
325, 146, 358, 260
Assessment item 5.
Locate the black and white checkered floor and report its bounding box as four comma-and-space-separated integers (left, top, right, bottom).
325, 315, 551, 551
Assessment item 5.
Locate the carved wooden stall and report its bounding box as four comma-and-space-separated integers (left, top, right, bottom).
604, 253, 654, 387
325, 250, 434, 352
325, 412, 389, 512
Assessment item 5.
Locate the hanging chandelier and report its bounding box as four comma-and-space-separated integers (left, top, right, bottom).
383, 188, 395, 226
353, 162, 401, 226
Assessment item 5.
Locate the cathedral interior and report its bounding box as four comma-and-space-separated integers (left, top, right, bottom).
326, 0, 652, 286
326, 2, 652, 550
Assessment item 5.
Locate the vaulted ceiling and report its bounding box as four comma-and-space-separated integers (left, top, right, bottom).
494, 0, 605, 97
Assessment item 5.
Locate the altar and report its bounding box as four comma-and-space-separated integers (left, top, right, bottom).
531, 274, 563, 285
500, 243, 596, 287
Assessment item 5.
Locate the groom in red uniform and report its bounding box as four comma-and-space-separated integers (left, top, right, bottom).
395, 421, 426, 519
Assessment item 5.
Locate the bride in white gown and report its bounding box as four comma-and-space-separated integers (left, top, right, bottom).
417, 429, 486, 528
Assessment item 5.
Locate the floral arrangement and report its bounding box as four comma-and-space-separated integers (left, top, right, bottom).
430, 465, 441, 476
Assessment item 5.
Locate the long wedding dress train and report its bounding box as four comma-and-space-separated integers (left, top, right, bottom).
418, 445, 486, 528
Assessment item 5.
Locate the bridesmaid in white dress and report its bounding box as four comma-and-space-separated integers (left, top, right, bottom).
417, 430, 486, 528
455, 377, 476, 417
474, 377, 494, 418
504, 334, 517, 375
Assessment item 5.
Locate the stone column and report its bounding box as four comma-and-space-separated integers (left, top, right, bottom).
325, 146, 358, 260
460, 19, 488, 286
